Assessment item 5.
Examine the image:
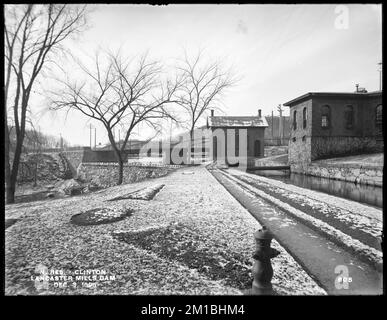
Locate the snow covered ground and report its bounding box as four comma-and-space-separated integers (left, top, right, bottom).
5, 165, 326, 295
226, 169, 383, 270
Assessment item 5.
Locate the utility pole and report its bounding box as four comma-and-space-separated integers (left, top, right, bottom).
94, 128, 96, 149
271, 109, 274, 139
277, 104, 283, 145
89, 124, 92, 149
378, 61, 382, 91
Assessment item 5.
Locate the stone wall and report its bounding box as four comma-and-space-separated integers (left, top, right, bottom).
76, 163, 176, 187
264, 146, 288, 157
60, 150, 85, 177
291, 163, 383, 187
288, 99, 313, 167
82, 149, 136, 163
311, 136, 384, 161
17, 153, 72, 183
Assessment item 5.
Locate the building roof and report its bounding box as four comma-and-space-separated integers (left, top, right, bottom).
208, 116, 268, 128
283, 91, 382, 107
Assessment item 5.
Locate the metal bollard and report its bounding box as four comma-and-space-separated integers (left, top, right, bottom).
245, 227, 280, 295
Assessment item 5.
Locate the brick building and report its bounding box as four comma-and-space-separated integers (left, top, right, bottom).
207, 109, 268, 165
283, 88, 383, 169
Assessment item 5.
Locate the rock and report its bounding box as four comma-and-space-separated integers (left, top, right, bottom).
70, 207, 133, 226
46, 193, 55, 198
57, 179, 83, 196
5, 219, 18, 229
88, 182, 100, 192
70, 188, 82, 196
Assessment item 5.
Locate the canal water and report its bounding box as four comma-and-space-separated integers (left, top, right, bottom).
253, 171, 383, 209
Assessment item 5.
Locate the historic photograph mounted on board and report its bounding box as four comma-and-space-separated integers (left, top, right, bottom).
4, 4, 383, 297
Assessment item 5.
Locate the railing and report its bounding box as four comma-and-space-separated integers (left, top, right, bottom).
264, 138, 290, 146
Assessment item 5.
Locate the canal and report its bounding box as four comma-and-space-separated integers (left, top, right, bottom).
253, 171, 383, 208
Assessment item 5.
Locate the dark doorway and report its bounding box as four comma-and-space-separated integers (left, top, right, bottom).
254, 140, 261, 157
213, 136, 217, 160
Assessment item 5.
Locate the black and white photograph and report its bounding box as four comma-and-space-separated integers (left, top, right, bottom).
3, 3, 383, 301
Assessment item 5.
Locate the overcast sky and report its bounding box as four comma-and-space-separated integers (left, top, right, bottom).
31, 4, 382, 146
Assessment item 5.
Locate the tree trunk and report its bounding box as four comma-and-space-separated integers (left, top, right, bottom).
108, 130, 124, 185
8, 136, 24, 203
6, 182, 16, 204
111, 145, 124, 185
33, 161, 38, 187
4, 108, 14, 204
117, 157, 124, 185
189, 127, 194, 165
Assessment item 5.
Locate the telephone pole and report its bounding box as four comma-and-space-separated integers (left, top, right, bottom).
277, 104, 283, 145
89, 124, 92, 148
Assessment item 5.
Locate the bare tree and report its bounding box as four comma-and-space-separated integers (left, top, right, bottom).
175, 50, 237, 163
50, 50, 181, 184
24, 124, 44, 187
4, 4, 88, 203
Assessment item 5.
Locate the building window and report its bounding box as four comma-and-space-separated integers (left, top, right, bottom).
344, 105, 354, 129
321, 105, 330, 128
302, 107, 307, 129
293, 110, 297, 130
302, 135, 306, 142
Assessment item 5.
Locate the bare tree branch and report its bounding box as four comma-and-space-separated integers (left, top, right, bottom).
49, 50, 181, 184
4, 4, 88, 203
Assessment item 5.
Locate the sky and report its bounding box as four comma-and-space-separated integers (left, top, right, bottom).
27, 4, 382, 147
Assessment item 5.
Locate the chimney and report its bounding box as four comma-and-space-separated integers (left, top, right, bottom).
258, 109, 262, 118
355, 84, 359, 92
211, 109, 214, 117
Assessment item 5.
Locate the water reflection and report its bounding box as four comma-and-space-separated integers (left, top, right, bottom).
254, 171, 383, 208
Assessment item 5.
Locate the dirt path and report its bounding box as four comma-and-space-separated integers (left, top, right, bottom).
209, 168, 383, 295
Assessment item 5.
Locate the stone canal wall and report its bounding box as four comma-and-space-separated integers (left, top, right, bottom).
60, 150, 85, 176
311, 136, 384, 161
291, 163, 383, 187
76, 163, 178, 187
17, 153, 73, 183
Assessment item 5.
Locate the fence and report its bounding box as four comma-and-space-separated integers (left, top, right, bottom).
264, 138, 290, 146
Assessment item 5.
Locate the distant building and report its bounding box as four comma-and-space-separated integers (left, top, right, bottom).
207, 109, 268, 164
100, 139, 147, 151
264, 115, 291, 145
283, 87, 383, 170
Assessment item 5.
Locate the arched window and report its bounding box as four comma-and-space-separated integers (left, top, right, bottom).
302, 107, 307, 129
321, 105, 330, 128
293, 110, 297, 130
344, 105, 354, 129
